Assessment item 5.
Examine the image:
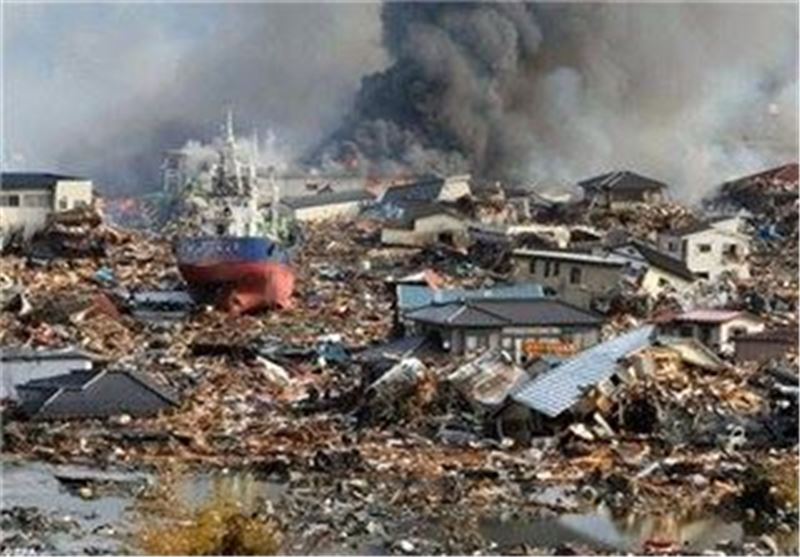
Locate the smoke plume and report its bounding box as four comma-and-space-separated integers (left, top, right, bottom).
317, 3, 798, 199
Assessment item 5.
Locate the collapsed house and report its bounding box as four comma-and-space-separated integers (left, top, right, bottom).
1, 346, 99, 401
379, 174, 472, 208
609, 239, 696, 295
710, 163, 798, 215
657, 215, 751, 281
578, 171, 668, 210
501, 325, 658, 441
16, 368, 178, 420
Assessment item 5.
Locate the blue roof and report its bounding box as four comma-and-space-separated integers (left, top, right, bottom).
512, 325, 656, 418
397, 283, 545, 312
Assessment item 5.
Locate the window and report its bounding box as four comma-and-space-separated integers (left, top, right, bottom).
23, 193, 51, 208
528, 259, 536, 275
58, 198, 68, 210
501, 337, 512, 349
0, 194, 20, 207
553, 261, 560, 277
569, 267, 582, 285
658, 277, 670, 287
465, 336, 478, 352
73, 200, 88, 209
679, 325, 694, 337
696, 272, 709, 280
544, 261, 551, 277
669, 241, 678, 252
697, 244, 712, 253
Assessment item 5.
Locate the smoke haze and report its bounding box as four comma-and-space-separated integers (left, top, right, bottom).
4, 2, 798, 200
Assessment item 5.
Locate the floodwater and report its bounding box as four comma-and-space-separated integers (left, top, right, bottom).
0, 459, 285, 555
480, 503, 800, 554
2, 459, 797, 555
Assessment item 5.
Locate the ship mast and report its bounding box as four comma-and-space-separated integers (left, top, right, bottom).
224, 108, 243, 194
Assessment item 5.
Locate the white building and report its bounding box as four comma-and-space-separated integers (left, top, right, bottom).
657, 216, 750, 281
381, 204, 468, 247
1, 173, 93, 241
657, 309, 765, 353
279, 189, 374, 223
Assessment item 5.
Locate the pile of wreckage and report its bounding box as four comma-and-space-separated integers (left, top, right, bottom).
0, 164, 798, 553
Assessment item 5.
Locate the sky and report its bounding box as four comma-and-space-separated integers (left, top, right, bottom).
2, 1, 797, 199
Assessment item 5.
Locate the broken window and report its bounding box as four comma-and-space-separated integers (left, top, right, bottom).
698, 243, 712, 253
569, 267, 582, 285
0, 194, 20, 207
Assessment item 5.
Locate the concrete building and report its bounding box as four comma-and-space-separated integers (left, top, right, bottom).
380, 204, 468, 247
1, 173, 93, 241
405, 297, 603, 363
610, 240, 696, 296
657, 309, 765, 353
578, 171, 668, 209
279, 189, 374, 222
511, 249, 628, 308
657, 216, 750, 281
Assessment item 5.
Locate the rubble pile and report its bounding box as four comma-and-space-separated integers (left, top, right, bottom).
1, 171, 798, 554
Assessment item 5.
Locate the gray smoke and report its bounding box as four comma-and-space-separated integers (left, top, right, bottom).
3, 3, 386, 195
317, 2, 798, 199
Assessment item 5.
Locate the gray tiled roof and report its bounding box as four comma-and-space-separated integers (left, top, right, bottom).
512, 325, 656, 418
406, 298, 602, 328
1, 172, 86, 191
578, 171, 668, 192
281, 189, 374, 209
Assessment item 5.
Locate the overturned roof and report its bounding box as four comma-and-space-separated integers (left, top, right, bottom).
578, 171, 668, 192
406, 298, 602, 329
1, 172, 88, 191
663, 309, 762, 325
617, 240, 695, 281
281, 189, 374, 209
512, 325, 656, 418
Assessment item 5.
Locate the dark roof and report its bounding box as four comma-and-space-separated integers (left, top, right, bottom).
1, 346, 99, 362
381, 176, 446, 204
281, 189, 374, 210
623, 240, 695, 281
578, 171, 668, 193
18, 369, 178, 420
723, 163, 798, 189
406, 298, 603, 329
1, 172, 86, 191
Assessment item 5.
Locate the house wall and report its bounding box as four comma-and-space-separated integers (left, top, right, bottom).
512, 254, 623, 308
438, 176, 471, 201
735, 338, 796, 363
429, 323, 600, 363
661, 316, 764, 352
288, 200, 365, 222
1, 180, 93, 240
658, 228, 750, 281
381, 214, 468, 246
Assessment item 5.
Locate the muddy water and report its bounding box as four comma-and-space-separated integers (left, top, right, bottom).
480, 504, 799, 554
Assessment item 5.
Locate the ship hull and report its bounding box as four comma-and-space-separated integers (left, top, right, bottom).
175, 237, 294, 315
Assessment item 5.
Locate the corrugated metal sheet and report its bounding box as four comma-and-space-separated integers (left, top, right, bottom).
512, 325, 655, 418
